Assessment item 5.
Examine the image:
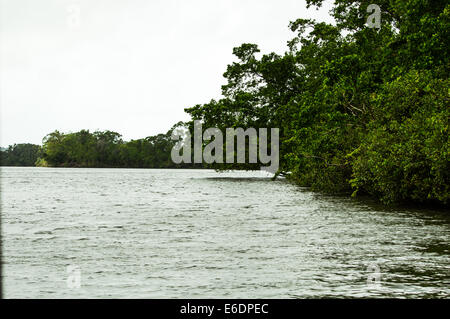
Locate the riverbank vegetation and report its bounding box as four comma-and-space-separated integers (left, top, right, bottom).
1, 0, 448, 205
17, 128, 194, 169
185, 0, 449, 205
0, 126, 198, 169
0, 144, 41, 167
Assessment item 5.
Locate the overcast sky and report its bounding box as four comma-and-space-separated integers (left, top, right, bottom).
0, 0, 333, 147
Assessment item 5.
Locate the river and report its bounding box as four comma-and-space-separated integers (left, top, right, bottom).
1, 167, 449, 298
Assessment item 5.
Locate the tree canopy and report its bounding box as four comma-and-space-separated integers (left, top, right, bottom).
37, 127, 196, 169
184, 0, 449, 204
0, 144, 41, 167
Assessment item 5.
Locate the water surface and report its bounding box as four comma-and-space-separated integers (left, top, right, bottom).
1, 167, 449, 298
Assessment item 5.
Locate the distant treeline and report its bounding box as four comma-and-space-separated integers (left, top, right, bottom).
0, 144, 41, 167
0, 127, 198, 169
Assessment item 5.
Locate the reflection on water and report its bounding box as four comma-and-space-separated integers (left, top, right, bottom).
1, 167, 449, 298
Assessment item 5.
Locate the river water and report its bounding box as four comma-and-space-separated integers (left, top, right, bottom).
1, 167, 449, 298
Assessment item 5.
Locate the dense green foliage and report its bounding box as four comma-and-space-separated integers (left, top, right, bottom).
185, 0, 449, 204
1, 126, 199, 168
0, 144, 41, 166
37, 127, 194, 168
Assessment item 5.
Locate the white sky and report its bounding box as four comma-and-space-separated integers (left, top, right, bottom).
0, 0, 333, 147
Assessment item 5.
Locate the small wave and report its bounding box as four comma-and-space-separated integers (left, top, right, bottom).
52, 227, 67, 231
32, 236, 58, 242
34, 230, 52, 235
